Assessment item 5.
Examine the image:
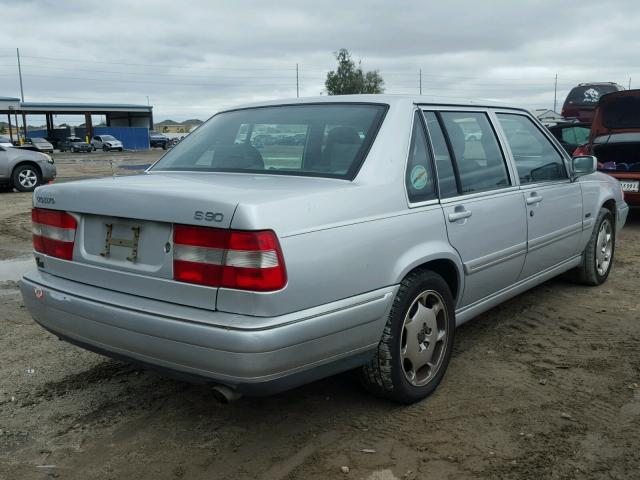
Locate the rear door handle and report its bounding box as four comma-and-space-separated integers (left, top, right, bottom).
526, 194, 543, 205
448, 209, 472, 222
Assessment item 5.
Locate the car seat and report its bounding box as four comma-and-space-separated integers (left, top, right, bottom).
322, 126, 362, 174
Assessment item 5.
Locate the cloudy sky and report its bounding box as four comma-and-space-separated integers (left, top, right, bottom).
0, 0, 636, 124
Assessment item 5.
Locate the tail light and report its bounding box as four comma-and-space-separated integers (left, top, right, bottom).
173, 225, 287, 291
573, 144, 590, 157
32, 208, 77, 260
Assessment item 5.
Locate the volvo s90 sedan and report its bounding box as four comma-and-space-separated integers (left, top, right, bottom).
21, 96, 627, 403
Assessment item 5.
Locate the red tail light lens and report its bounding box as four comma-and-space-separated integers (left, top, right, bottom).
32, 208, 77, 260
173, 225, 287, 291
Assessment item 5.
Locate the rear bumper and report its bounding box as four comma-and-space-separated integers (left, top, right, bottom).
20, 270, 395, 394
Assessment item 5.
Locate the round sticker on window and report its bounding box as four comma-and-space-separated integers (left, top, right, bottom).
410, 165, 429, 190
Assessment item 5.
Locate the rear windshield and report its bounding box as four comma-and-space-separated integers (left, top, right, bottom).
565, 85, 620, 107
150, 103, 387, 179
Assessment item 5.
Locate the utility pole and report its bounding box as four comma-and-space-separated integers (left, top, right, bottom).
16, 48, 24, 102
419, 68, 422, 95
553, 73, 558, 113
296, 63, 299, 98
17, 48, 26, 142
629, 77, 632, 89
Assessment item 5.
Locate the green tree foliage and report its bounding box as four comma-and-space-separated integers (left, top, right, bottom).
325, 49, 384, 95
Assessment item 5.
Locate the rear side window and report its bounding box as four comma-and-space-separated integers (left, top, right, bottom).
497, 113, 567, 184
423, 111, 458, 198
405, 112, 436, 203
439, 112, 510, 194
151, 104, 387, 179
565, 85, 619, 107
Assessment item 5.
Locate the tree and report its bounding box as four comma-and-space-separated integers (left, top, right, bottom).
324, 49, 384, 95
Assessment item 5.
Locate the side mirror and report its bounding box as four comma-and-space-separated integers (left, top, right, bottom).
571, 155, 597, 179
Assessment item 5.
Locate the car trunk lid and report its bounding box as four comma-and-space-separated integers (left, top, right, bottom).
591, 89, 640, 139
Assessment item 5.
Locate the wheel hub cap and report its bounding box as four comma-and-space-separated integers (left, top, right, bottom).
18, 169, 37, 188
400, 290, 448, 386
595, 219, 613, 276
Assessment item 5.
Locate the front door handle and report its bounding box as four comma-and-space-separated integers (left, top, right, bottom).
448, 208, 472, 222
526, 193, 543, 205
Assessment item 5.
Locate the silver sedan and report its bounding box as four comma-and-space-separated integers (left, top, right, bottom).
21, 95, 628, 403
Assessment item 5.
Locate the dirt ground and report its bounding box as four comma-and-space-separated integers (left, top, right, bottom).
1, 152, 639, 479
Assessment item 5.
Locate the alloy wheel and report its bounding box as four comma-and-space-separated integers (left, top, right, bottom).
18, 169, 38, 188
400, 290, 449, 386
595, 219, 613, 276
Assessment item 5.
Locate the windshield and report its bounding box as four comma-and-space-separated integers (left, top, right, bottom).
565, 85, 620, 107
102, 135, 117, 141
32, 138, 48, 143
150, 103, 387, 179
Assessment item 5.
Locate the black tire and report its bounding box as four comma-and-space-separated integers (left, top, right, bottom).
361, 269, 456, 404
12, 164, 42, 192
103, 145, 110, 152
573, 207, 615, 286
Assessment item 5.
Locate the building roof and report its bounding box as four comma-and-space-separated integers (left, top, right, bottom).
19, 102, 152, 113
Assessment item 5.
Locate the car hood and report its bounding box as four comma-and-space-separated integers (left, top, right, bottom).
8, 147, 49, 161
591, 89, 640, 139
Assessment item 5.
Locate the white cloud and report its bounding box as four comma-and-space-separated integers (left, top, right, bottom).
0, 0, 636, 122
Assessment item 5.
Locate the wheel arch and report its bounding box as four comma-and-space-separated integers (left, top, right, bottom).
395, 250, 464, 307
602, 198, 616, 223
12, 160, 42, 179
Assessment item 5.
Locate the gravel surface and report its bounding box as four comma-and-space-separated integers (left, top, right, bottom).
1, 153, 639, 479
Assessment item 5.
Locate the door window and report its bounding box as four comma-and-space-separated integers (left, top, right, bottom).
439, 112, 510, 194
405, 111, 436, 203
497, 113, 568, 184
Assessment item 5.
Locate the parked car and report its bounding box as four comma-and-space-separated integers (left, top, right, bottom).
0, 145, 56, 192
91, 135, 123, 151
547, 122, 591, 155
149, 131, 169, 149
574, 89, 640, 206
562, 82, 625, 122
59, 137, 92, 153
21, 96, 628, 403
0, 135, 14, 148
24, 137, 54, 153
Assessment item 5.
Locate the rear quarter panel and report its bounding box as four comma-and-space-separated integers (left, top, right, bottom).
216, 205, 459, 316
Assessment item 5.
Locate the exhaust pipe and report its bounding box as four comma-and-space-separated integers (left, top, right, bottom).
211, 384, 243, 403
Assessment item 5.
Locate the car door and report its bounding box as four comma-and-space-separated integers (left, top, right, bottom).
495, 112, 583, 279
423, 110, 527, 308
93, 136, 102, 149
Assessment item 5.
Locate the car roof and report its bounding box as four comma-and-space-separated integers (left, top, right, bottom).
221, 94, 527, 113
